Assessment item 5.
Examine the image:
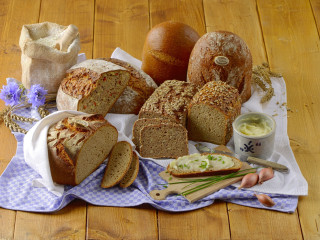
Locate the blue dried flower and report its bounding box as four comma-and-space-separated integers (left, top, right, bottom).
0, 81, 22, 106
27, 84, 48, 107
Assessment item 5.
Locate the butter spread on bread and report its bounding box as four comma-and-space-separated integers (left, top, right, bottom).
167, 153, 242, 178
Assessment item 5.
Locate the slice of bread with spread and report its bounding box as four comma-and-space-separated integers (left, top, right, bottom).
167, 153, 242, 178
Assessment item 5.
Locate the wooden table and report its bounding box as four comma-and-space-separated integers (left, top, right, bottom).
0, 0, 319, 239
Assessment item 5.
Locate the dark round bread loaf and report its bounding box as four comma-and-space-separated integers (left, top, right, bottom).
187, 31, 252, 103
141, 21, 200, 85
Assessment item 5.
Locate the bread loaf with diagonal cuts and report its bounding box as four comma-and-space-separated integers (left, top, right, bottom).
47, 114, 118, 185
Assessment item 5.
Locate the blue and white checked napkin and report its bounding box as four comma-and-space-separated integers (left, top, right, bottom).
0, 106, 298, 212
0, 50, 306, 213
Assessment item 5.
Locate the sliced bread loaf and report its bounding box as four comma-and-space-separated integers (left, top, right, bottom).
101, 141, 133, 188
187, 81, 241, 145
47, 114, 118, 185
139, 123, 189, 159
167, 153, 242, 178
102, 58, 158, 114
56, 59, 130, 116
138, 80, 199, 126
132, 118, 174, 150
119, 151, 140, 188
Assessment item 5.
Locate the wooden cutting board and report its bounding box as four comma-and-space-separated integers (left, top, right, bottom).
149, 146, 255, 203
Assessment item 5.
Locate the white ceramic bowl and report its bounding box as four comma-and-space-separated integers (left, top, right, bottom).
232, 112, 276, 160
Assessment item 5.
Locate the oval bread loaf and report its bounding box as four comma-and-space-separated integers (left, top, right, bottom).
187, 31, 252, 103
141, 21, 200, 85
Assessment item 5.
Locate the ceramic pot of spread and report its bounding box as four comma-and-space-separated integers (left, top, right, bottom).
232, 112, 276, 160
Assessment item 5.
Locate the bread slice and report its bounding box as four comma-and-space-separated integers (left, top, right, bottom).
101, 141, 133, 188
132, 118, 173, 150
139, 123, 189, 159
119, 151, 140, 188
167, 153, 242, 178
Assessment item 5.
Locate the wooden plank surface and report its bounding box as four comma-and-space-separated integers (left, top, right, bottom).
87, 206, 158, 239
148, 1, 233, 239
93, 0, 150, 59
14, 200, 86, 239
0, 0, 41, 239
0, 0, 319, 239
11, 0, 94, 239
257, 0, 320, 239
86, 1, 158, 239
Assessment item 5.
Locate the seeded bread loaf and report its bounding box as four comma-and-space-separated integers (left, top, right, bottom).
132, 118, 173, 150
47, 114, 118, 185
56, 59, 130, 116
187, 31, 252, 103
138, 80, 199, 126
119, 151, 139, 188
141, 21, 200, 85
139, 123, 189, 159
101, 141, 133, 188
167, 153, 242, 178
187, 81, 241, 145
101, 58, 158, 114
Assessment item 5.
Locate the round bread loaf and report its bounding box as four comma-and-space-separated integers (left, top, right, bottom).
187, 31, 252, 103
141, 21, 200, 85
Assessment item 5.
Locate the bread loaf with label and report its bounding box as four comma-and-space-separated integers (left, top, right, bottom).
102, 58, 158, 114
141, 21, 200, 85
56, 59, 130, 116
187, 81, 241, 145
187, 31, 252, 103
138, 80, 199, 126
47, 114, 118, 185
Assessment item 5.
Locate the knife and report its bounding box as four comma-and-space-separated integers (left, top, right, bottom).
195, 143, 289, 173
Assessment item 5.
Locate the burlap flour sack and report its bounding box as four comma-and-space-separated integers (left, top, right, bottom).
19, 22, 80, 93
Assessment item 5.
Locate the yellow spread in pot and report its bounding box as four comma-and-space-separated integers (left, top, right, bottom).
238, 117, 272, 136
169, 153, 234, 172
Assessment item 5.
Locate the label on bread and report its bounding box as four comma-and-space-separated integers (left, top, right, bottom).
169, 153, 234, 172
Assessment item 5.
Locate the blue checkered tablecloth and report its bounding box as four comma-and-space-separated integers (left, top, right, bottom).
0, 107, 298, 213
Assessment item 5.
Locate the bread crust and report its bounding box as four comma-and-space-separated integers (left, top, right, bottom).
187, 31, 252, 103
101, 58, 158, 114
101, 141, 133, 188
47, 114, 118, 185
141, 21, 200, 85
167, 153, 242, 178
187, 81, 241, 145
56, 59, 130, 116
138, 80, 200, 126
